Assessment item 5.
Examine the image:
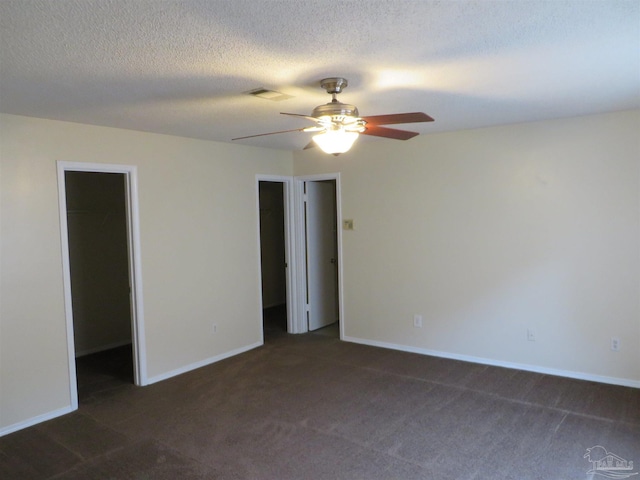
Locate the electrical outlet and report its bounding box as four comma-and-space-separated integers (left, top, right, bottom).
611, 337, 620, 352
413, 314, 423, 328
527, 328, 536, 342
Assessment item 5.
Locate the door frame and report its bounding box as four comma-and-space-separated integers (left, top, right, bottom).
57, 161, 148, 411
293, 173, 344, 338
255, 175, 298, 335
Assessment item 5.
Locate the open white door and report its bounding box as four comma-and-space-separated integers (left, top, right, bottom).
305, 180, 339, 331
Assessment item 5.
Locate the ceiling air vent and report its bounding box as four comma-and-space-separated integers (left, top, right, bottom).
246, 88, 293, 101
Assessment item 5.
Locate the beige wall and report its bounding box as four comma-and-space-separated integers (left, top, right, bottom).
0, 114, 293, 432
295, 109, 640, 385
2, 109, 638, 434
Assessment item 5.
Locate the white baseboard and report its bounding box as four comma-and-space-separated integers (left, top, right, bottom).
0, 405, 75, 438
146, 341, 263, 385
75, 340, 132, 358
342, 335, 640, 389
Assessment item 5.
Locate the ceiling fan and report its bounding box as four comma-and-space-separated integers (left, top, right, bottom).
232, 77, 434, 155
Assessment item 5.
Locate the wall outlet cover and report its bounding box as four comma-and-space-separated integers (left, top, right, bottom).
611, 337, 620, 351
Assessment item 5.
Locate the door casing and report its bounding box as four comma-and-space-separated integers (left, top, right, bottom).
293, 173, 344, 338
57, 161, 147, 411
255, 173, 344, 338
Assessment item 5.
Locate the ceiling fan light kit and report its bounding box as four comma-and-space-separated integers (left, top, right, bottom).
312, 129, 359, 155
233, 77, 434, 154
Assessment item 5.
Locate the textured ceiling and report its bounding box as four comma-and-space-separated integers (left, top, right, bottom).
1, 0, 639, 151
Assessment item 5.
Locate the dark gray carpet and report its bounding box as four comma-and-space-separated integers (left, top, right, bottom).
75, 344, 134, 404
1, 331, 638, 479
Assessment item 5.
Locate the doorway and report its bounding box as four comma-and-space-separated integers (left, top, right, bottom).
57, 162, 147, 410
256, 174, 343, 339
256, 176, 296, 339
259, 181, 288, 337
65, 171, 134, 401
305, 180, 339, 333
294, 174, 343, 338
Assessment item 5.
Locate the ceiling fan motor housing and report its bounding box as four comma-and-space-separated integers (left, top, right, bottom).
312, 101, 360, 119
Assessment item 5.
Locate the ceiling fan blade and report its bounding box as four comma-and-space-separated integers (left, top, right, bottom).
302, 126, 325, 133
303, 141, 317, 150
280, 112, 319, 122
362, 112, 434, 126
232, 128, 306, 141
362, 125, 419, 140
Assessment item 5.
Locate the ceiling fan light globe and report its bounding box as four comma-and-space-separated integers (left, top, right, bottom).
312, 130, 359, 154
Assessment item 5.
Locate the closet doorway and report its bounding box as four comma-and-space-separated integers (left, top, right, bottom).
256, 176, 295, 340
58, 162, 147, 410
292, 173, 344, 339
